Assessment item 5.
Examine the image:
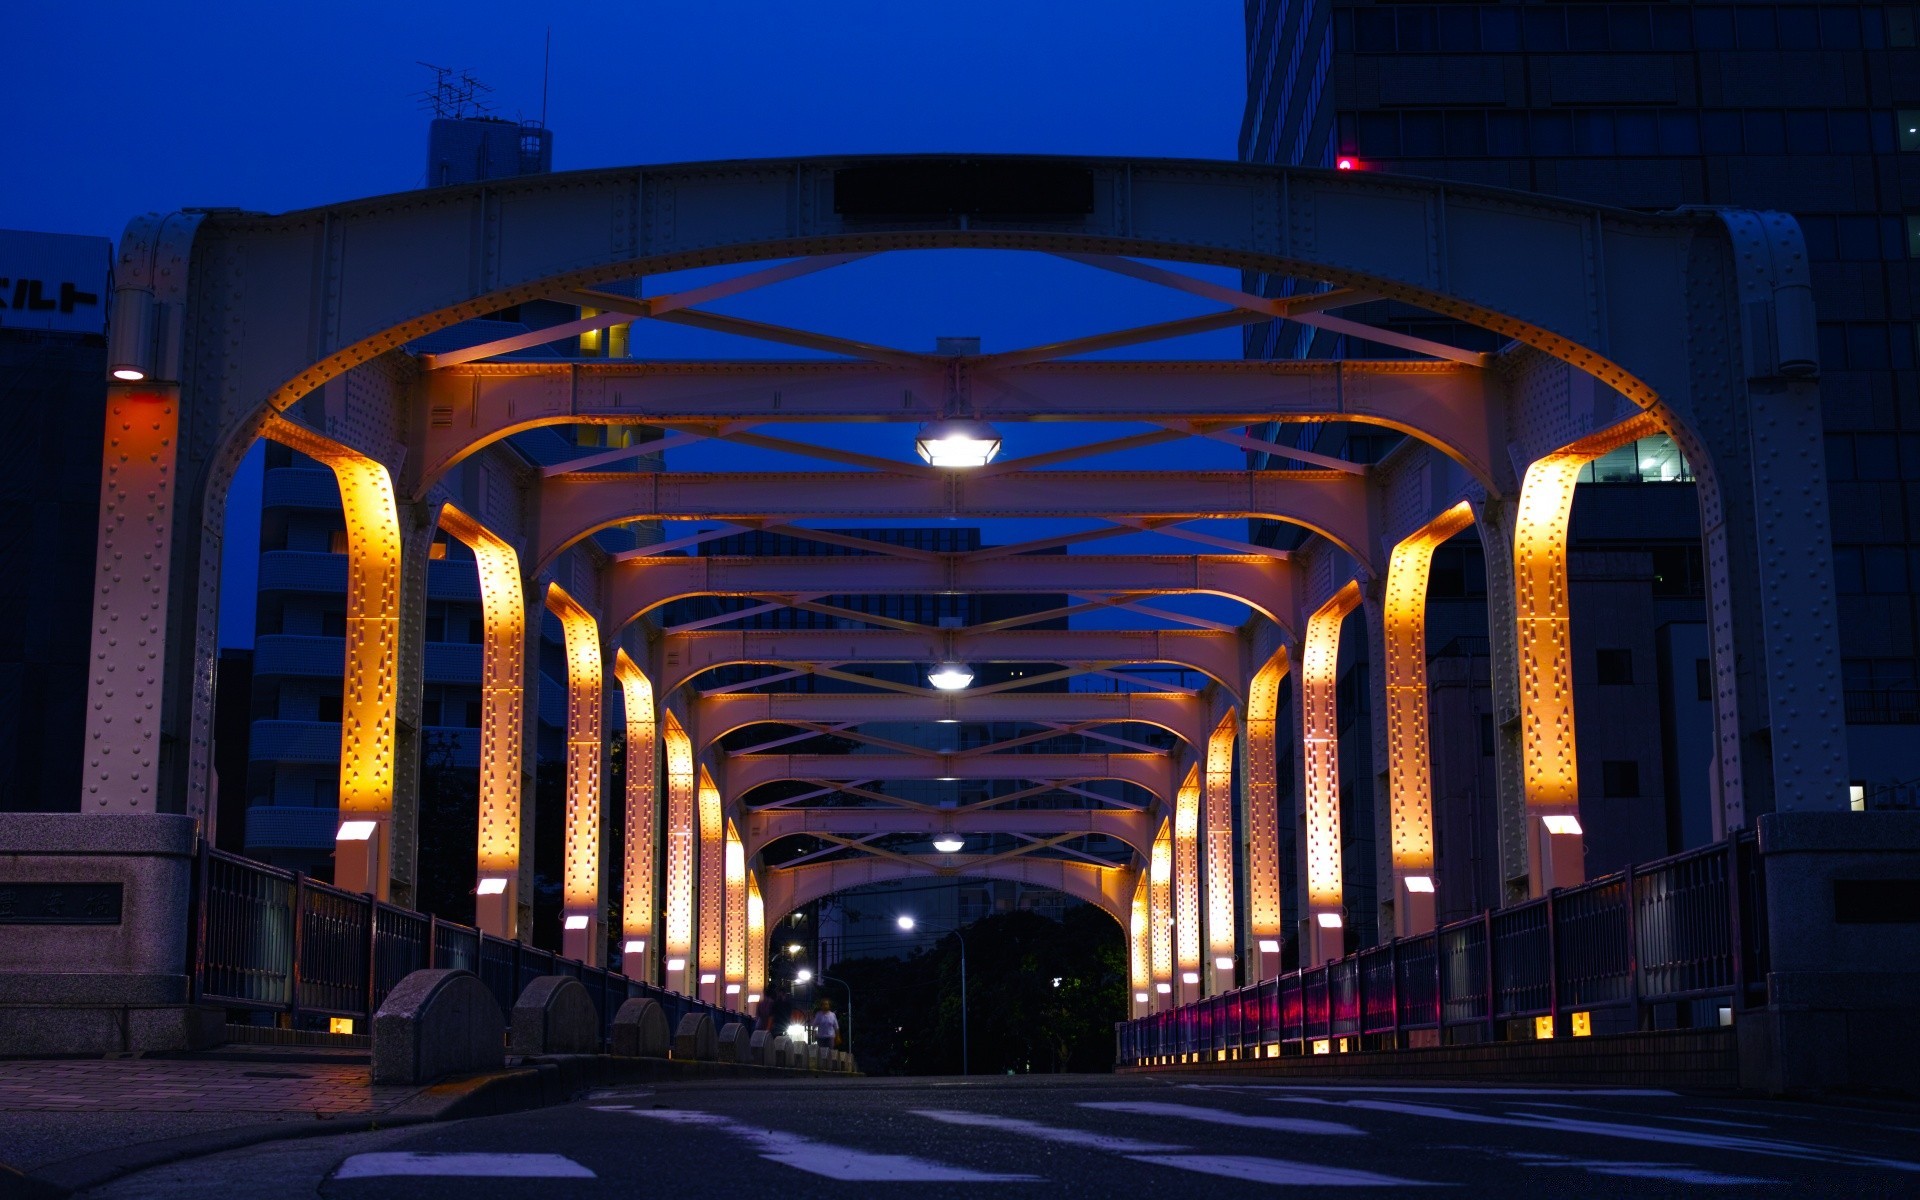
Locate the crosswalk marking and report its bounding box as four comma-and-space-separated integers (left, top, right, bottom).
911, 1108, 1188, 1153
1124, 1154, 1441, 1187
1186, 1083, 1677, 1097
601, 1105, 1041, 1182
1080, 1100, 1364, 1136
332, 1152, 595, 1179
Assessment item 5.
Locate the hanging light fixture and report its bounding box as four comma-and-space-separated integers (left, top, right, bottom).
914, 416, 1002, 468
927, 661, 975, 690
933, 836, 965, 853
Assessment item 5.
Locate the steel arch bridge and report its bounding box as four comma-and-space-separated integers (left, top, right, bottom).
90, 154, 1843, 1012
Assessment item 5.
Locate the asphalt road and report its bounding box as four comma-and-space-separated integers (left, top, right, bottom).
79, 1074, 1920, 1198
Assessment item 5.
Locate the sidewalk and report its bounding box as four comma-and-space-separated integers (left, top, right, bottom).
0, 1047, 443, 1193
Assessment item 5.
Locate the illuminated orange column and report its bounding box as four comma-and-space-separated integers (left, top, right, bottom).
1129, 873, 1152, 1017
545, 584, 604, 962
746, 871, 767, 1013
722, 820, 748, 1003
437, 506, 526, 938
613, 651, 657, 981
1148, 818, 1174, 1012
322, 454, 402, 900
696, 766, 725, 1003
1301, 581, 1361, 965
1513, 419, 1657, 895
1382, 503, 1475, 937
84, 385, 180, 817
1172, 764, 1202, 1004
661, 711, 696, 994
1203, 712, 1237, 992
1245, 648, 1288, 980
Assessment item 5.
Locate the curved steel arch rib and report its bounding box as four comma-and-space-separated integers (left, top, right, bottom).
411, 359, 1505, 497
611, 553, 1300, 636
693, 690, 1207, 755
760, 855, 1136, 932
536, 469, 1374, 575
744, 806, 1154, 860
659, 628, 1245, 699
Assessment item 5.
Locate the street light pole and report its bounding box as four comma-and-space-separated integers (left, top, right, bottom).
821, 973, 853, 1059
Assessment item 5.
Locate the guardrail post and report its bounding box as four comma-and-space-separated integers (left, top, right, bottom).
1482, 909, 1496, 1043
1725, 834, 1746, 1010
427, 915, 439, 970
1544, 889, 1560, 1037
1390, 940, 1402, 1048
189, 839, 209, 1006
364, 899, 380, 1023
1625, 860, 1643, 1030
288, 873, 308, 1029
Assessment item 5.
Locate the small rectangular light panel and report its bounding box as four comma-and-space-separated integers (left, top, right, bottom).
1542, 814, 1584, 835
336, 820, 377, 841
1214, 956, 1234, 970
1316, 913, 1344, 929
1403, 875, 1435, 893
563, 915, 589, 930
1257, 939, 1281, 954
1534, 1015, 1555, 1040
329, 1017, 354, 1035
1570, 1011, 1592, 1037
624, 939, 646, 953
476, 877, 508, 895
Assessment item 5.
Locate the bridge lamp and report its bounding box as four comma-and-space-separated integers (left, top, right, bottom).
1181, 971, 1200, 985
896, 915, 916, 931
475, 877, 508, 896
110, 367, 146, 382
1403, 875, 1435, 893
1258, 939, 1281, 954
564, 915, 589, 931
914, 416, 1002, 468
1315, 912, 1344, 929
796, 968, 813, 983
1134, 991, 1150, 1003
787, 942, 804, 956
624, 939, 646, 954
933, 837, 965, 853
1214, 956, 1233, 971
928, 662, 974, 690
336, 820, 377, 841
1155, 982, 1172, 994
1542, 814, 1584, 836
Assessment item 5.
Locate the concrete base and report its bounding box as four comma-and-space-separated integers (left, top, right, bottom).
1739, 811, 1920, 1096
0, 813, 206, 1054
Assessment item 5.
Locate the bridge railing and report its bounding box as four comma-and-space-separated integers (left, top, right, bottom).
192, 844, 746, 1041
1118, 830, 1762, 1065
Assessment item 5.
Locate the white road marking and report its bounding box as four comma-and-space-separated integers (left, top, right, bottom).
1187, 1083, 1676, 1097
332, 1152, 595, 1179
603, 1105, 1040, 1182
1342, 1099, 1920, 1172
1125, 1153, 1442, 1187
911, 1108, 1187, 1153
1081, 1100, 1363, 1136
1516, 1102, 1768, 1130
1508, 1152, 1775, 1185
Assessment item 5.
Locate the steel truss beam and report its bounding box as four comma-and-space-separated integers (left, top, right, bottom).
541, 469, 1374, 572
658, 628, 1244, 699
721, 752, 1176, 805
611, 553, 1297, 633
760, 855, 1136, 930
412, 359, 1502, 495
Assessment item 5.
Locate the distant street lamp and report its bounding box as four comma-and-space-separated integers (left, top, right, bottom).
897, 914, 971, 1075
795, 968, 813, 983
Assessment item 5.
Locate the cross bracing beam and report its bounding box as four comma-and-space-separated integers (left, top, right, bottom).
540, 469, 1374, 573
658, 628, 1244, 698
410, 359, 1503, 495
721, 752, 1177, 805
760, 855, 1137, 930
612, 553, 1296, 632
744, 807, 1153, 858
692, 692, 1205, 755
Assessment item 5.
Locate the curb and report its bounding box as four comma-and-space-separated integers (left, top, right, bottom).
8, 1055, 854, 1194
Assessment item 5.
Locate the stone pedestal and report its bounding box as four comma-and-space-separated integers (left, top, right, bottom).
1736, 811, 1920, 1095
0, 813, 222, 1054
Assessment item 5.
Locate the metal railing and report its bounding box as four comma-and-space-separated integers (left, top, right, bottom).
193, 845, 746, 1042
1118, 831, 1763, 1065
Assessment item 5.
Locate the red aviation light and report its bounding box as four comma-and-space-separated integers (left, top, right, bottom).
1336, 157, 1359, 170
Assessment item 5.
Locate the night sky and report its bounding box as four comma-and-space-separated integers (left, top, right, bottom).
8, 1, 1252, 647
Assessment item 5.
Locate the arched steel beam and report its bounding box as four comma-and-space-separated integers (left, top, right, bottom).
411, 359, 1503, 496
721, 752, 1176, 806
744, 807, 1153, 860
659, 628, 1244, 699
692, 691, 1206, 755
537, 469, 1373, 575
760, 855, 1135, 932
611, 553, 1297, 635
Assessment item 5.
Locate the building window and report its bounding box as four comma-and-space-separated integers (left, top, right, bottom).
1602, 761, 1641, 798
1696, 659, 1713, 703
321, 611, 346, 638
466, 699, 483, 728
317, 694, 342, 723
1597, 649, 1634, 685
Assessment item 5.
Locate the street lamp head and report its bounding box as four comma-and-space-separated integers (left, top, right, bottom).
787, 942, 804, 956
932, 836, 964, 853
895, 915, 916, 931
927, 662, 974, 691
914, 416, 1002, 468
795, 968, 813, 983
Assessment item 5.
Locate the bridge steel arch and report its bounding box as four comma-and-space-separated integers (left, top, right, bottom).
87, 156, 1846, 993
759, 856, 1135, 938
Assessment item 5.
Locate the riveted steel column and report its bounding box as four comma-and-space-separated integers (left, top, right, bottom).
546, 583, 604, 963
1203, 712, 1237, 993
1300, 581, 1362, 964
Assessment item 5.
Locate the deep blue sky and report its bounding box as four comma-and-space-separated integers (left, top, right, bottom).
9, 2, 1250, 647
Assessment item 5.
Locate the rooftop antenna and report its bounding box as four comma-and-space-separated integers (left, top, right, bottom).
418, 62, 494, 120
540, 29, 551, 127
